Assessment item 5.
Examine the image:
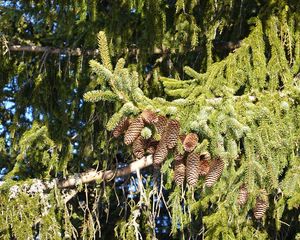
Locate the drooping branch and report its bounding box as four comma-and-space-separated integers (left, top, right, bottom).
56, 155, 153, 188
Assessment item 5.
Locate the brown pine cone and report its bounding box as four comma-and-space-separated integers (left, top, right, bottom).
198, 160, 210, 176
174, 150, 185, 162
141, 110, 158, 124
112, 117, 130, 138
153, 142, 168, 167
205, 157, 224, 187
132, 136, 146, 159
254, 190, 269, 219
165, 119, 180, 149
183, 133, 198, 152
146, 139, 159, 154
198, 152, 211, 176
186, 152, 201, 186
146, 146, 156, 155
124, 116, 144, 145
174, 157, 186, 186
237, 184, 248, 206
154, 115, 168, 135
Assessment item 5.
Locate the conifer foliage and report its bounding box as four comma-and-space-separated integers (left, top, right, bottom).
1, 1, 300, 239
83, 9, 300, 236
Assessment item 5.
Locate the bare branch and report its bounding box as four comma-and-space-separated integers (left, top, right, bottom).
8, 45, 99, 56
6, 40, 242, 57
6, 45, 162, 56
56, 155, 153, 188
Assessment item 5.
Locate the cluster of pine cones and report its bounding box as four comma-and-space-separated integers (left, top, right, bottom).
112, 109, 269, 219
111, 110, 224, 187
237, 185, 269, 219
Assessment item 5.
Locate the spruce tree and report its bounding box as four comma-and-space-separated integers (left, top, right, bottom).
0, 1, 299, 239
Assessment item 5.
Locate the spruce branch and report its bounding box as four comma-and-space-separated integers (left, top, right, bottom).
97, 31, 113, 71
83, 90, 118, 102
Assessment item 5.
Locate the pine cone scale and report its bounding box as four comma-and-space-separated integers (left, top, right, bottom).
154, 116, 168, 136
141, 110, 158, 124
153, 142, 168, 166
205, 158, 224, 187
165, 119, 180, 149
132, 136, 146, 159
186, 152, 200, 186
174, 157, 186, 186
254, 190, 269, 219
237, 184, 248, 206
183, 133, 198, 152
124, 116, 144, 145
112, 117, 130, 138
